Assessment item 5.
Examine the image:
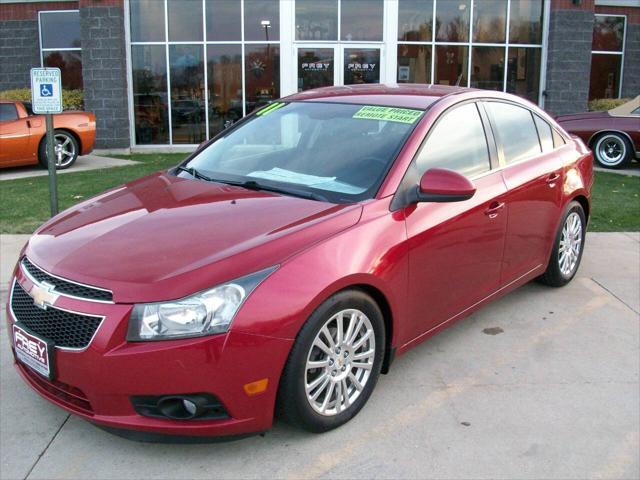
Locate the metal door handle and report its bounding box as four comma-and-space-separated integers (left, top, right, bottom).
546, 173, 560, 185
484, 202, 505, 218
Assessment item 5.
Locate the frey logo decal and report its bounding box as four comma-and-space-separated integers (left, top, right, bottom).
13, 324, 53, 379
29, 281, 59, 310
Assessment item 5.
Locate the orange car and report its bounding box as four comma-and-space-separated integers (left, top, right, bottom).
0, 99, 96, 170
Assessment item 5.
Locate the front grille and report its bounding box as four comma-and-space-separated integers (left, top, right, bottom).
22, 257, 113, 302
17, 362, 93, 415
11, 282, 103, 349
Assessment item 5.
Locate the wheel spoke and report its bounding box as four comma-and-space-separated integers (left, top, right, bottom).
307, 359, 329, 369
335, 312, 344, 346
352, 329, 373, 351
352, 349, 374, 361
313, 337, 332, 355
351, 361, 373, 371
306, 372, 329, 392
341, 379, 350, 408
321, 326, 336, 349
310, 376, 330, 401
346, 317, 364, 346
320, 382, 335, 413
348, 371, 363, 391
335, 382, 342, 413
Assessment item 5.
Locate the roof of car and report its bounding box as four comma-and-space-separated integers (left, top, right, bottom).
284, 84, 473, 110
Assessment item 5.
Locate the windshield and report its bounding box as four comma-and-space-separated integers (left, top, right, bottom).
178, 101, 423, 203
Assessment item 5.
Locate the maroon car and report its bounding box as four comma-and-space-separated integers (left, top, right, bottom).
556, 96, 639, 169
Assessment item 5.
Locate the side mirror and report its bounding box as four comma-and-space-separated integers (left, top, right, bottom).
412, 168, 476, 203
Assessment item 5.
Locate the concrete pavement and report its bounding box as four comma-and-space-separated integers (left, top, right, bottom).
0, 232, 638, 480
0, 155, 138, 181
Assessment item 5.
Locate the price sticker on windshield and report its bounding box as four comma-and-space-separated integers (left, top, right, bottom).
353, 106, 422, 124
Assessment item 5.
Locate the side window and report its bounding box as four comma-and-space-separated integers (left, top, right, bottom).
416, 103, 490, 178
533, 115, 554, 152
486, 102, 541, 165
0, 104, 18, 122
552, 129, 566, 148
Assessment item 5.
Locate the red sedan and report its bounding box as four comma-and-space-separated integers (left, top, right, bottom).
6, 85, 592, 441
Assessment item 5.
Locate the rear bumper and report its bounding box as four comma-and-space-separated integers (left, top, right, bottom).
7, 270, 293, 439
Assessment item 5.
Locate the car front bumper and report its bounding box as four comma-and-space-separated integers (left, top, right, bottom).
6, 268, 293, 439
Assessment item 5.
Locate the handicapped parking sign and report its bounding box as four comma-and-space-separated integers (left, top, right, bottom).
30, 68, 62, 113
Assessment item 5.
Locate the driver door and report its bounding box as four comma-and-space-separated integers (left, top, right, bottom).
0, 102, 33, 166
403, 102, 508, 343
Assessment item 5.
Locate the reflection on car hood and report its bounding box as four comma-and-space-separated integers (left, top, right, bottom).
25, 172, 362, 303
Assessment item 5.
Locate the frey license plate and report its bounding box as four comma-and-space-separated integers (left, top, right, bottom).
13, 324, 55, 380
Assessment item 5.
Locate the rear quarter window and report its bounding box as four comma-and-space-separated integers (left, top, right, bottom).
0, 103, 18, 122
533, 115, 554, 152
486, 101, 541, 165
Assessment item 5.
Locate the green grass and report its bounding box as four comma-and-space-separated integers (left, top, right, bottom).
1, 157, 639, 234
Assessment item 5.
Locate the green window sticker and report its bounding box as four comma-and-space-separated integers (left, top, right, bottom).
256, 102, 286, 116
353, 105, 423, 124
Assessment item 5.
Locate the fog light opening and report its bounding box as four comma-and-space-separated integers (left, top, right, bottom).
182, 399, 197, 416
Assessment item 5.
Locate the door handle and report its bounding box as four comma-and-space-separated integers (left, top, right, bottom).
26, 120, 31, 128
546, 173, 560, 186
484, 201, 505, 218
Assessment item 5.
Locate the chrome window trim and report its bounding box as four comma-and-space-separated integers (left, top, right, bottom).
9, 278, 106, 353
21, 257, 114, 305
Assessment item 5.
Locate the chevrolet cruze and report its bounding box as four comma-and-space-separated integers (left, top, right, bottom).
6, 85, 593, 441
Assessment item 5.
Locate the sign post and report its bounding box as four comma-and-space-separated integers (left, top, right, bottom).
30, 68, 62, 216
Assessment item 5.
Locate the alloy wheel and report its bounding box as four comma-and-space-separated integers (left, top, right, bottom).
304, 309, 375, 416
558, 212, 582, 276
597, 136, 625, 166
53, 134, 76, 167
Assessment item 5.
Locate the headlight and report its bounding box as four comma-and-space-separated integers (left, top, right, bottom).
126, 267, 276, 341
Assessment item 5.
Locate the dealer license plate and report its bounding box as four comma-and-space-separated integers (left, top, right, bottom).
13, 324, 55, 380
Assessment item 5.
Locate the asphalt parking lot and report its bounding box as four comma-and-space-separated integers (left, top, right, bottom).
1, 232, 638, 480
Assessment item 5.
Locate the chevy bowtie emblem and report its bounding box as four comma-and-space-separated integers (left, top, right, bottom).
29, 281, 59, 310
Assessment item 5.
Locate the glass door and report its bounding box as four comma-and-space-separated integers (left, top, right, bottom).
296, 45, 337, 92
341, 46, 382, 85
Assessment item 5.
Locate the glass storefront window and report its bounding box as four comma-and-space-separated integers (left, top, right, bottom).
344, 48, 381, 85
398, 0, 434, 42
435, 0, 470, 42
169, 45, 205, 144
245, 45, 280, 114
397, 44, 432, 84
434, 45, 468, 87
39, 11, 81, 49
592, 16, 625, 52
168, 0, 203, 42
473, 0, 506, 43
206, 0, 241, 41
509, 0, 543, 44
207, 45, 243, 137
130, 0, 165, 42
506, 47, 541, 103
589, 54, 622, 100
298, 48, 335, 91
244, 0, 280, 41
296, 0, 339, 41
341, 0, 384, 41
43, 51, 83, 90
131, 45, 169, 145
471, 47, 504, 91
40, 10, 83, 95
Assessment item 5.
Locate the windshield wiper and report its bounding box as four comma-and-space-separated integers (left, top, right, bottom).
175, 167, 329, 202
239, 180, 329, 202
175, 166, 215, 182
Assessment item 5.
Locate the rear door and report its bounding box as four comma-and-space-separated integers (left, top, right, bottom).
0, 102, 33, 166
403, 101, 508, 342
484, 101, 564, 283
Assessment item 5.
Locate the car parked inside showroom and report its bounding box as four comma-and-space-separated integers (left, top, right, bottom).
555, 95, 639, 169
6, 84, 593, 441
0, 99, 96, 170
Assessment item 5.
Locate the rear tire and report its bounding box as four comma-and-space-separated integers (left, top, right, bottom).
38, 130, 79, 170
277, 290, 385, 433
592, 132, 632, 169
538, 201, 586, 287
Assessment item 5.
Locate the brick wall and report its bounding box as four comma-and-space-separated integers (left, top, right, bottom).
621, 22, 639, 98
544, 8, 595, 115
79, 0, 130, 149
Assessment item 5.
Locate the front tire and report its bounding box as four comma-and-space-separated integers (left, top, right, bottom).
593, 132, 632, 169
277, 290, 385, 433
38, 130, 79, 170
538, 201, 586, 287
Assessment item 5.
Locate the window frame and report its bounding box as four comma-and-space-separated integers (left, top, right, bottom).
590, 14, 627, 99
38, 10, 82, 62
396, 0, 545, 104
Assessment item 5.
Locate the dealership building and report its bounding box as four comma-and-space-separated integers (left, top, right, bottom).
0, 0, 638, 151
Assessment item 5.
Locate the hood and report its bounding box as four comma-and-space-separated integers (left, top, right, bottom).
555, 111, 610, 122
25, 172, 362, 303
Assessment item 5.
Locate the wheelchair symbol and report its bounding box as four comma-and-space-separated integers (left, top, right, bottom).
40, 84, 53, 97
